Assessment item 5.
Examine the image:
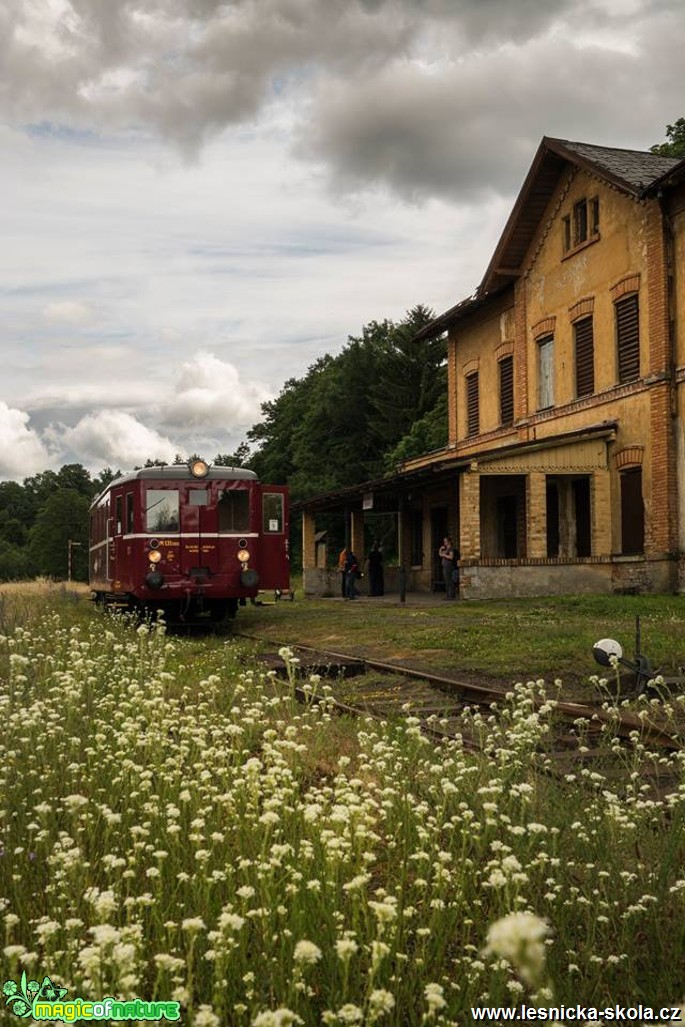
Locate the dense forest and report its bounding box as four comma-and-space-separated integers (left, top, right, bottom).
0, 306, 447, 582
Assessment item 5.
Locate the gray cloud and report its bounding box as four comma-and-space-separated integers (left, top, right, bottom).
1, 0, 683, 201
1, 0, 581, 152
297, 16, 685, 202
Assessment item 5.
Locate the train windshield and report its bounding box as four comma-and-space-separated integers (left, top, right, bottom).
145, 490, 180, 532
218, 489, 249, 532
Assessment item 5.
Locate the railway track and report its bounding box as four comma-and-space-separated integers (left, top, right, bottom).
245, 636, 684, 795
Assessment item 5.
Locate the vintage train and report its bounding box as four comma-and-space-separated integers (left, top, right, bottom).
89, 459, 289, 623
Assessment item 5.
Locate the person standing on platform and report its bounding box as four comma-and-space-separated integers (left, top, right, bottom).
438, 536, 455, 599
367, 539, 384, 596
338, 546, 349, 598
344, 550, 360, 599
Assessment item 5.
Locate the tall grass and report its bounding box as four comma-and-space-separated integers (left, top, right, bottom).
1, 601, 684, 1025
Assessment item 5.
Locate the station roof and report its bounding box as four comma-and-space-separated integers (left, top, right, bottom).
294, 421, 618, 514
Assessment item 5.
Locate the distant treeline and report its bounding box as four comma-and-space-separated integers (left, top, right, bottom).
0, 306, 447, 581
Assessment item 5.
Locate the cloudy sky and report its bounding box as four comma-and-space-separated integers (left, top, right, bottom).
1, 0, 683, 479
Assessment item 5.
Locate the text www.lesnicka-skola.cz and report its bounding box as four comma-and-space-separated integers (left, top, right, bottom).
470, 1005, 683, 1022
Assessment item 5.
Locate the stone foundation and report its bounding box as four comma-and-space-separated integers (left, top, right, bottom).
303, 557, 677, 599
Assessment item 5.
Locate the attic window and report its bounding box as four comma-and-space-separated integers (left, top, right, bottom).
563, 197, 600, 255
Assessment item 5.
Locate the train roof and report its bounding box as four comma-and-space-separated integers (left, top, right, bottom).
90, 465, 258, 507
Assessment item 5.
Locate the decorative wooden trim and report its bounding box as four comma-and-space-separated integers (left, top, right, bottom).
462, 358, 480, 376
531, 316, 556, 340
569, 296, 595, 322
614, 445, 644, 469
495, 340, 514, 361
610, 273, 641, 302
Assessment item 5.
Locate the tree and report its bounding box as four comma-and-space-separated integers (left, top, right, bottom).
23, 469, 60, 509
287, 330, 390, 498
368, 305, 445, 452
56, 463, 93, 497
650, 119, 685, 158
385, 392, 449, 469
0, 540, 35, 581
214, 443, 252, 468
28, 489, 90, 580
247, 306, 444, 501
248, 357, 334, 491
91, 467, 120, 496
0, 481, 37, 542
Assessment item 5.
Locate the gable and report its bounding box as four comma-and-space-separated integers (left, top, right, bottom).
524, 168, 650, 305
480, 137, 680, 296
417, 135, 683, 345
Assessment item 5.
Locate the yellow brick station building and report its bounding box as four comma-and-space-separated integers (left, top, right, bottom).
299, 137, 685, 599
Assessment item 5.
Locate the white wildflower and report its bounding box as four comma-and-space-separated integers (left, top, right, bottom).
335, 938, 359, 962
424, 982, 447, 1013
484, 911, 550, 984
252, 1008, 303, 1027
293, 939, 322, 965
194, 1006, 220, 1027
182, 917, 206, 934
368, 989, 395, 1019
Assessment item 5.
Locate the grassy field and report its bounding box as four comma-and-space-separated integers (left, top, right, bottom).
238, 590, 685, 702
1, 585, 684, 1025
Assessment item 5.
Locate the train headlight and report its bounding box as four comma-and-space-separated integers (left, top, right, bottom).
237, 549, 250, 564
148, 550, 162, 564
189, 459, 209, 478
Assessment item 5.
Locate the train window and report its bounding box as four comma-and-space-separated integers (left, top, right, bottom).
126, 493, 134, 533
145, 489, 180, 532
263, 493, 284, 533
115, 495, 123, 534
188, 490, 210, 506
218, 489, 249, 532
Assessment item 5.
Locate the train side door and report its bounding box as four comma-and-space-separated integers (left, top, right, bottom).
257, 486, 289, 589
109, 492, 123, 587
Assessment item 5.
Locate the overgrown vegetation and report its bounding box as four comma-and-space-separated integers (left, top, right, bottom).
1, 594, 684, 1025
241, 592, 685, 702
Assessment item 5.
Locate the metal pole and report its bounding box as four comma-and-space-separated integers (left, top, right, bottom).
399, 564, 406, 603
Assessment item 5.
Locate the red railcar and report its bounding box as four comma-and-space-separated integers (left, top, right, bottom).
89, 460, 289, 623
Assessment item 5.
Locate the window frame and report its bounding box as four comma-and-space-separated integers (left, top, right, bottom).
262, 493, 285, 534
537, 334, 555, 410
562, 195, 600, 255
145, 489, 180, 533
125, 492, 135, 534
218, 488, 250, 533
620, 467, 645, 555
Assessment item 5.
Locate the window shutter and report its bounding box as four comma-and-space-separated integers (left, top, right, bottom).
616, 295, 640, 383
499, 355, 514, 426
574, 316, 594, 397
466, 372, 479, 437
